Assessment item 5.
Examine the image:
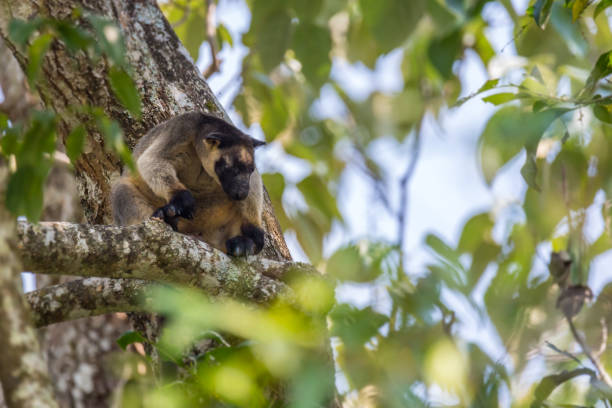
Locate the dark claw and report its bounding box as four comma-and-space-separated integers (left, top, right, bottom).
169, 190, 195, 219
226, 236, 256, 257
151, 190, 195, 229
240, 224, 265, 254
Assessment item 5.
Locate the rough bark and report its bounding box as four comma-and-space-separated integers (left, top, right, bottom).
0, 159, 58, 408
26, 278, 152, 327
16, 219, 308, 303
0, 37, 38, 121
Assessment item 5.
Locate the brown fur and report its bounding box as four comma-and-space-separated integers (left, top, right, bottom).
111, 112, 264, 253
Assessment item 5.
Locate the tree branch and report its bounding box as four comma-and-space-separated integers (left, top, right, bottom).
203, 0, 221, 78
25, 277, 153, 327
567, 316, 612, 387
16, 219, 315, 304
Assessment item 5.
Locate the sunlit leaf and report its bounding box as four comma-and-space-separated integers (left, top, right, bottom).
532, 0, 554, 28
571, 0, 589, 21
26, 33, 54, 86
594, 104, 612, 124
594, 0, 612, 18
217, 23, 233, 47
482, 92, 517, 105
581, 50, 612, 97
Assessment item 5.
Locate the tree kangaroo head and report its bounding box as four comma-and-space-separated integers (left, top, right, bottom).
195, 120, 265, 201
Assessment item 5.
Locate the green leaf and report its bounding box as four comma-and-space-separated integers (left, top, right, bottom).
249, 0, 292, 72
261, 172, 289, 227
594, 0, 612, 18
87, 14, 126, 66
290, 0, 323, 21
454, 78, 500, 107
548, 4, 587, 58
6, 164, 50, 221
95, 115, 135, 171
326, 245, 383, 283
108, 66, 142, 118
329, 304, 388, 348
521, 151, 540, 191
173, 3, 207, 62
593, 104, 612, 124
359, 0, 425, 52
482, 92, 517, 105
292, 212, 324, 264
478, 107, 565, 184
297, 174, 342, 222
425, 233, 464, 276
26, 33, 54, 86
533, 369, 595, 403
571, 0, 589, 21
427, 28, 462, 79
458, 213, 494, 253
532, 0, 554, 28
0, 128, 19, 157
66, 125, 87, 163
217, 23, 233, 47
8, 17, 44, 46
291, 22, 331, 88
581, 50, 612, 96
116, 331, 147, 350
53, 21, 94, 53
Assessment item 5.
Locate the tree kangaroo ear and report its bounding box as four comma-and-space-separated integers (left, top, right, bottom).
251, 137, 266, 148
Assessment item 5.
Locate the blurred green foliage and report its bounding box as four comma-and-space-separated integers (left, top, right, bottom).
5, 0, 612, 406
156, 0, 612, 406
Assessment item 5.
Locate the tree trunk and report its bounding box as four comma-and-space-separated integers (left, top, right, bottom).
0, 158, 58, 408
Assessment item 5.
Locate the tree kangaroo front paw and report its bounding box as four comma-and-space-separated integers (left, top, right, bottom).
151, 206, 180, 230
241, 224, 265, 254
226, 236, 256, 257
168, 190, 195, 219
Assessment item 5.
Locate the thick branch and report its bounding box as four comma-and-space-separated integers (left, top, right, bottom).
16, 219, 314, 303
26, 277, 152, 327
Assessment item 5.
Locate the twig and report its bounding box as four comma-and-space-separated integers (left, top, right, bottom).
545, 340, 583, 365
567, 316, 612, 387
203, 0, 221, 78
397, 124, 422, 257
171, 3, 190, 29
597, 318, 609, 357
